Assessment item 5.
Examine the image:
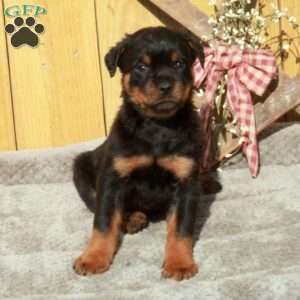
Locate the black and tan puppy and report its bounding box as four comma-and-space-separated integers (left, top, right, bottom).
73, 26, 207, 281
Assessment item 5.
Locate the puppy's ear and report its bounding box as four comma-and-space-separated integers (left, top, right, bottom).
188, 37, 205, 67
105, 35, 130, 77
182, 31, 205, 67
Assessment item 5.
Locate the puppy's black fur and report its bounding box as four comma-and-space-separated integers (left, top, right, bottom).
72, 27, 214, 281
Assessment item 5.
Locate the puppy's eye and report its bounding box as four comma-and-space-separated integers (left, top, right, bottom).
173, 60, 185, 69
135, 63, 149, 72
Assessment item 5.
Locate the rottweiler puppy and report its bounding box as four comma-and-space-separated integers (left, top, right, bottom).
73, 26, 207, 281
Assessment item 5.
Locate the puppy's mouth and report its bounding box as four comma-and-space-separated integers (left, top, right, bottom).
147, 100, 180, 112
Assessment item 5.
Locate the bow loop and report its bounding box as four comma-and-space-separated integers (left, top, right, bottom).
237, 63, 273, 96
214, 45, 243, 70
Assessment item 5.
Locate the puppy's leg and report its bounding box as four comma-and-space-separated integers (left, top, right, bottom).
73, 173, 123, 275
73, 151, 97, 213
162, 179, 200, 281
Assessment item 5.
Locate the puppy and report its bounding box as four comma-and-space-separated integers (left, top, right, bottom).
73, 26, 207, 281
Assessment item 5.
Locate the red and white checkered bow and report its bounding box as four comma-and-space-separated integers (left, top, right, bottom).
193, 45, 277, 177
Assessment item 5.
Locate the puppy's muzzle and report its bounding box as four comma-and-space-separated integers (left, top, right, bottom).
150, 100, 179, 112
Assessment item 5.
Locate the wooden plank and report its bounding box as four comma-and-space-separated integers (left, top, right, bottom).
147, 0, 212, 39
4, 0, 105, 149
191, 0, 213, 15
280, 0, 300, 119
0, 1, 15, 151
280, 0, 300, 77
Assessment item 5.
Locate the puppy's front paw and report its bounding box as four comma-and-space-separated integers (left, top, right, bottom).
162, 260, 198, 281
73, 253, 111, 276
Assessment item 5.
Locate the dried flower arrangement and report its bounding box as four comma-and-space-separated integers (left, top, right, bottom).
206, 0, 300, 52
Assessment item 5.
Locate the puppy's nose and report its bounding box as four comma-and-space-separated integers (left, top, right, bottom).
158, 80, 172, 94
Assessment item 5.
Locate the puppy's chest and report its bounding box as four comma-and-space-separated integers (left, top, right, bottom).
114, 118, 200, 180
113, 154, 195, 181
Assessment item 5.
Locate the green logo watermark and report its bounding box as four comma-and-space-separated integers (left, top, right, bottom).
5, 4, 47, 18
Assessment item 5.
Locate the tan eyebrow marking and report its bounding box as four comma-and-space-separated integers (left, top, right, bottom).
114, 155, 154, 177
171, 51, 179, 62
157, 156, 195, 180
142, 55, 151, 65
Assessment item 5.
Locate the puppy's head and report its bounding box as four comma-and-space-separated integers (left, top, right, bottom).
105, 27, 204, 118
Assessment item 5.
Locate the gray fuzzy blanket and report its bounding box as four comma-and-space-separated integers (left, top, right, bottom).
1, 124, 300, 300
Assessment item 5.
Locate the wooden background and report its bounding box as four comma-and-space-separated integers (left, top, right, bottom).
0, 0, 299, 151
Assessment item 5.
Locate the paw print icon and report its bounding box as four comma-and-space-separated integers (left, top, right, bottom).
5, 17, 44, 47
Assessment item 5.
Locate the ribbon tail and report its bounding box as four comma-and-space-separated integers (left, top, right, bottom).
227, 72, 259, 177
205, 68, 223, 104
243, 115, 259, 177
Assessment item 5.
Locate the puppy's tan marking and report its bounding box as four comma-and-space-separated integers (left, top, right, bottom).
143, 55, 151, 65
162, 214, 198, 281
183, 84, 193, 100
122, 74, 147, 107
144, 81, 161, 104
114, 155, 153, 177
171, 51, 179, 62
157, 156, 195, 180
173, 82, 192, 102
73, 212, 122, 275
130, 88, 148, 106
122, 73, 131, 94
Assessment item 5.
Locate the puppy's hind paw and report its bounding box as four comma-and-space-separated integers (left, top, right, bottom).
123, 211, 149, 234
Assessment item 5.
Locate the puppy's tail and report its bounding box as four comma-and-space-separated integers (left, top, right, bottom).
73, 151, 97, 213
